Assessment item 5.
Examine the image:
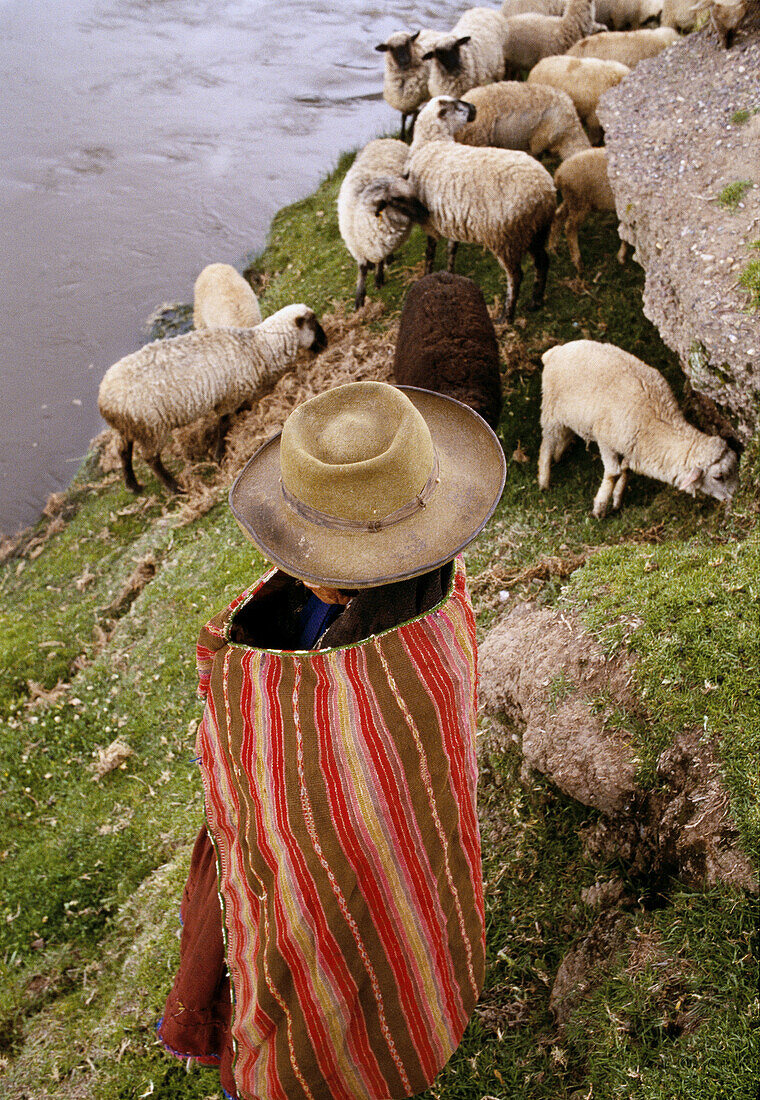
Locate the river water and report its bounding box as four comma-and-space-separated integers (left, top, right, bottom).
0, 0, 463, 536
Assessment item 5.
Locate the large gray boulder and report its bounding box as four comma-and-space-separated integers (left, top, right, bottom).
598, 12, 760, 441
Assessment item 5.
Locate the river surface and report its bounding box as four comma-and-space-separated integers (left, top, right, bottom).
0, 0, 463, 536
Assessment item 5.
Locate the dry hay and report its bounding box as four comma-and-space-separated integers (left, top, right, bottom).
96, 301, 398, 523
470, 551, 594, 607
91, 737, 134, 780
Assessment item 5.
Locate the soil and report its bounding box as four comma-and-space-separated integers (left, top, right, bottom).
599, 10, 760, 439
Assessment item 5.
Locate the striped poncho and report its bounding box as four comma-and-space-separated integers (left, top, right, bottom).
194, 558, 485, 1100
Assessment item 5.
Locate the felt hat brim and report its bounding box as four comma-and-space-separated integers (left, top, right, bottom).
229, 386, 506, 588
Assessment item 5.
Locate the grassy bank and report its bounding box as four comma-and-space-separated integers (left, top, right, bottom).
0, 149, 757, 1099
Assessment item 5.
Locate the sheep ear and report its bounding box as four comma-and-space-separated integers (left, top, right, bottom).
456, 36, 471, 46
410, 30, 420, 42
294, 314, 305, 328
375, 42, 389, 52
680, 466, 703, 493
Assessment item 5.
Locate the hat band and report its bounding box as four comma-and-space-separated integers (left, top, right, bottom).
281, 451, 440, 533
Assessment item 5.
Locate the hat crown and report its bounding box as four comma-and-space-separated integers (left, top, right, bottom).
280, 382, 435, 522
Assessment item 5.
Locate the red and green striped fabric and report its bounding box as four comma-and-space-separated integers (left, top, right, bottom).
195, 558, 485, 1100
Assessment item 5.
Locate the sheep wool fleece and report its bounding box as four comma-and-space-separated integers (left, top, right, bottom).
190, 558, 485, 1100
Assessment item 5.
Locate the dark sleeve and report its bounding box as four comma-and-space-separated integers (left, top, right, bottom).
319, 561, 453, 649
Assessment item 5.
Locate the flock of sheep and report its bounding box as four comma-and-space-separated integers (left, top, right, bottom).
97, 0, 744, 521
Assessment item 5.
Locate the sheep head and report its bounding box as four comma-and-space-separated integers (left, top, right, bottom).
375, 30, 421, 70
286, 305, 327, 354
679, 442, 739, 501
413, 96, 477, 143
421, 35, 471, 75
370, 177, 430, 227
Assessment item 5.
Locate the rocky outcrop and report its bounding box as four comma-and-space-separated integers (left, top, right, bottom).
478, 602, 758, 893
598, 13, 760, 441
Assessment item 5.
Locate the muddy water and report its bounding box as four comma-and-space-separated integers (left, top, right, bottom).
0, 0, 462, 535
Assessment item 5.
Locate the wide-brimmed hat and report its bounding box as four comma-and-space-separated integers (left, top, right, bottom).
229, 381, 505, 588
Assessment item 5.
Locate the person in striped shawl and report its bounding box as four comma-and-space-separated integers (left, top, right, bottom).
158, 381, 506, 1100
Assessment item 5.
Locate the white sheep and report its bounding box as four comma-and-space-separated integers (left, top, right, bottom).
527, 54, 630, 144
193, 263, 262, 330
708, 0, 749, 47
456, 80, 591, 161
549, 149, 627, 268
661, 0, 700, 29
502, 0, 602, 73
422, 7, 510, 98
550, 148, 628, 272
538, 340, 739, 516
567, 26, 681, 65
593, 0, 664, 29
337, 138, 428, 309
392, 96, 557, 323
501, 0, 565, 16
374, 29, 439, 139
98, 305, 327, 494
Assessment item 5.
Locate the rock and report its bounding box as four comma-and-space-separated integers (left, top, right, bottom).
479, 601, 758, 892
598, 12, 760, 441
478, 602, 639, 815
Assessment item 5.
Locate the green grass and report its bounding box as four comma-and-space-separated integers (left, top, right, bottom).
730, 107, 760, 126
716, 180, 754, 211
0, 146, 757, 1099
739, 239, 760, 309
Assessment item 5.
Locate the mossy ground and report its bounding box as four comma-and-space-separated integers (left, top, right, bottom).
1, 149, 757, 1099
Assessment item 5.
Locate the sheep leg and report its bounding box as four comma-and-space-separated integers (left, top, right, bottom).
611, 468, 629, 511
213, 414, 231, 464
354, 263, 369, 309
408, 110, 418, 141
497, 260, 522, 324
147, 452, 185, 495
528, 227, 550, 310
446, 240, 459, 273
593, 444, 622, 518
424, 236, 438, 274
538, 424, 574, 489
375, 259, 385, 288
565, 212, 585, 275
120, 438, 142, 494
400, 112, 408, 141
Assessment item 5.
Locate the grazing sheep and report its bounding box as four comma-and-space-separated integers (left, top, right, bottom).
422, 7, 510, 98
392, 272, 503, 429
593, 0, 664, 29
550, 148, 628, 271
709, 0, 749, 47
567, 26, 681, 65
502, 0, 601, 73
193, 263, 262, 330
527, 55, 630, 144
501, 0, 565, 16
387, 96, 556, 323
98, 305, 327, 494
337, 138, 428, 310
538, 340, 739, 516
455, 80, 591, 161
375, 29, 439, 139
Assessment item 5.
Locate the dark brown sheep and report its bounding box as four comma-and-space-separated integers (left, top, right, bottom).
392, 272, 503, 430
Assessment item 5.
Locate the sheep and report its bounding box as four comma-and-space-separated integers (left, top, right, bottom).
374, 29, 439, 139
337, 138, 429, 310
550, 148, 628, 271
661, 0, 699, 29
193, 263, 262, 330
502, 0, 602, 74
383, 96, 557, 323
392, 272, 503, 429
538, 340, 739, 516
709, 0, 749, 47
98, 304, 327, 494
455, 80, 591, 162
593, 0, 664, 29
501, 0, 565, 16
422, 7, 510, 99
527, 55, 630, 144
567, 26, 681, 65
